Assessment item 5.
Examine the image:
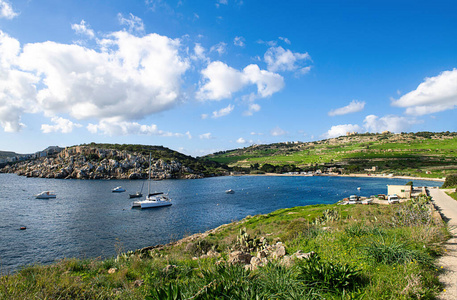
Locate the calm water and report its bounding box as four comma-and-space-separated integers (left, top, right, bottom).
0, 173, 441, 273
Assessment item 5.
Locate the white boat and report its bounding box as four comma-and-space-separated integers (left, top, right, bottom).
35, 191, 56, 199
132, 192, 172, 209
132, 154, 172, 209
112, 186, 126, 193
225, 189, 235, 194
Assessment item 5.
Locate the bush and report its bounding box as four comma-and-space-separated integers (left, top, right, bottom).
296, 254, 363, 293
364, 238, 431, 266
442, 174, 457, 188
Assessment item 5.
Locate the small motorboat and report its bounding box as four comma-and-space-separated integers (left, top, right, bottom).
225, 189, 235, 194
35, 191, 56, 199
112, 186, 126, 193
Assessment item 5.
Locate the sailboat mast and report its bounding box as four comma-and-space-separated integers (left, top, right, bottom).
148, 153, 151, 196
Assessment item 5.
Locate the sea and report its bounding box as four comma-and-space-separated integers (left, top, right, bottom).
0, 173, 442, 273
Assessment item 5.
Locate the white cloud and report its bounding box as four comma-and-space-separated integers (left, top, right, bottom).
0, 0, 17, 19
185, 131, 192, 139
328, 100, 365, 116
210, 42, 227, 55
264, 46, 311, 74
201, 114, 208, 119
145, 0, 165, 11
363, 114, 420, 133
199, 132, 213, 139
196, 61, 284, 101
257, 40, 277, 47
270, 126, 287, 136
212, 104, 234, 118
234, 36, 245, 47
323, 124, 362, 139
0, 29, 190, 132
250, 131, 263, 135
197, 61, 246, 100
71, 20, 95, 39
41, 117, 82, 133
118, 13, 145, 33
0, 31, 38, 132
87, 119, 182, 136
278, 37, 291, 45
193, 43, 207, 61
392, 69, 457, 115
243, 103, 260, 116
236, 137, 246, 144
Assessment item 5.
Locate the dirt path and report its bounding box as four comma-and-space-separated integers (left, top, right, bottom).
429, 188, 457, 299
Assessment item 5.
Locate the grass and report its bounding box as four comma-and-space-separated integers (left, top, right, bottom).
446, 191, 457, 201
0, 195, 449, 299
206, 133, 457, 179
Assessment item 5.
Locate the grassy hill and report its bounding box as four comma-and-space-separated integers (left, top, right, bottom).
0, 196, 447, 299
205, 132, 457, 178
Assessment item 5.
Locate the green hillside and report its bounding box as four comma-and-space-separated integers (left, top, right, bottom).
205, 132, 457, 178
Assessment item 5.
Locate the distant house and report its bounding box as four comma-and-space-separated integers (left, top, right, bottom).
387, 185, 412, 199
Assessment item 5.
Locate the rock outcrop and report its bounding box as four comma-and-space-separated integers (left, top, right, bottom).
0, 146, 204, 180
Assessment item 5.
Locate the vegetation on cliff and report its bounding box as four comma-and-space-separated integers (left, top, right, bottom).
0, 143, 229, 180
0, 195, 447, 299
205, 131, 457, 178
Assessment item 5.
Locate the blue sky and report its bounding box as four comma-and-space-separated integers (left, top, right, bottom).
0, 0, 456, 156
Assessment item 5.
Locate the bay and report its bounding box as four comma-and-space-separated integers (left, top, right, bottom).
0, 173, 441, 273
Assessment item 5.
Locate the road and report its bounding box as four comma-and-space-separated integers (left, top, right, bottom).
429, 188, 457, 300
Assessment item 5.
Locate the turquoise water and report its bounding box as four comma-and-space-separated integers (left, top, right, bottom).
0, 173, 441, 273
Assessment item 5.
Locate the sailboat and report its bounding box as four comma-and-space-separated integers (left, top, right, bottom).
132, 154, 172, 209
129, 181, 145, 198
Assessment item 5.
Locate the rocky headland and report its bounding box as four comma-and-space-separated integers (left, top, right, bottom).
0, 145, 209, 180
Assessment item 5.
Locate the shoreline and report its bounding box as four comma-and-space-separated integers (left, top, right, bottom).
243, 172, 445, 183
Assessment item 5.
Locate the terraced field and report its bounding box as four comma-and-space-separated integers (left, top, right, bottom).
206, 132, 457, 178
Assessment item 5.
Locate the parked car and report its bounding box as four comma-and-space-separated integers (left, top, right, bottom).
387, 194, 400, 204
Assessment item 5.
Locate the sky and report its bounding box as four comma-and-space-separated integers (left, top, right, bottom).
0, 0, 456, 156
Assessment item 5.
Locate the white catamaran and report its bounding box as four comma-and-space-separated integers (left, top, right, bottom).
132, 154, 172, 209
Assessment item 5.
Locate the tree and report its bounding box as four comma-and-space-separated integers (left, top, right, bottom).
443, 174, 457, 188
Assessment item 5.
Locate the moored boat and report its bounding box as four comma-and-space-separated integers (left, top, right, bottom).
112, 186, 126, 193
132, 154, 172, 209
35, 191, 56, 199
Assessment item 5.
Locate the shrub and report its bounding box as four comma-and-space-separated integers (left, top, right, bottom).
442, 174, 457, 188
185, 240, 215, 257
364, 238, 431, 266
296, 254, 363, 293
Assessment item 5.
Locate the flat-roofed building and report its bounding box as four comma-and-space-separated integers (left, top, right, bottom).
387, 185, 412, 199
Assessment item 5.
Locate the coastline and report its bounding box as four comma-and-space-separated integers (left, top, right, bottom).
244, 172, 445, 183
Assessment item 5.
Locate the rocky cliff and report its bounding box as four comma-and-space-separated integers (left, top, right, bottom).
0, 145, 208, 180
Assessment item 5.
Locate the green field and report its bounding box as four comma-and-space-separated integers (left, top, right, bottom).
206, 132, 457, 178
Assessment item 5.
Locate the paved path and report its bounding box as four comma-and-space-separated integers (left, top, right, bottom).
429, 188, 457, 300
